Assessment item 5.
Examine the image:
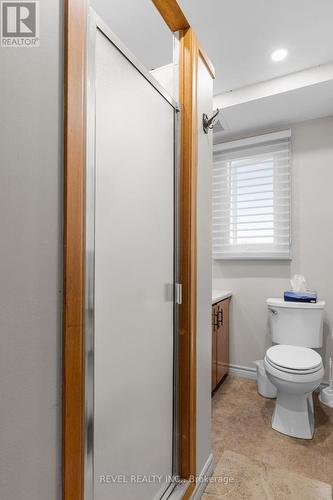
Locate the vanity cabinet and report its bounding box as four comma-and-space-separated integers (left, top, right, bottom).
212, 297, 230, 391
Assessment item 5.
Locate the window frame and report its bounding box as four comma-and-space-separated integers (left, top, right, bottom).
212, 130, 292, 261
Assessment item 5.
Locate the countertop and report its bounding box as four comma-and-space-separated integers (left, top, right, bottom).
212, 289, 232, 304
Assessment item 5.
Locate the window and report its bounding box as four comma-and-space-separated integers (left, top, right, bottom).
212, 130, 291, 260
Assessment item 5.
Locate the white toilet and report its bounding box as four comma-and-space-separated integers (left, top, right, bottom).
264, 298, 325, 439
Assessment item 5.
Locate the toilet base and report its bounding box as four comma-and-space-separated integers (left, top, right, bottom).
272, 392, 314, 439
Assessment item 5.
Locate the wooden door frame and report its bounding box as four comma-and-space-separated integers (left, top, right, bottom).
63, 0, 86, 499
63, 1, 214, 499
177, 26, 198, 495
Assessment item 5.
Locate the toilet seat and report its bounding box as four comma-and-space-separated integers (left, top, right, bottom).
265, 357, 322, 375
265, 345, 322, 375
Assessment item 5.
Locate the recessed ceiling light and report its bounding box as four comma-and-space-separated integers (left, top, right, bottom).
271, 48, 288, 62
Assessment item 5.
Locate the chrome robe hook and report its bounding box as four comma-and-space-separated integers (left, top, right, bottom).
203, 108, 220, 134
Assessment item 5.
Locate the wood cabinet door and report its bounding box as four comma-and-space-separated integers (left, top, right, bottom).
216, 298, 230, 384
211, 304, 217, 391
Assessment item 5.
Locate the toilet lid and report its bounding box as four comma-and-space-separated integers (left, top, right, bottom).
266, 345, 322, 371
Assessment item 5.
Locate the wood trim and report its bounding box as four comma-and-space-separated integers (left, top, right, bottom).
63, 1, 86, 499
151, 0, 190, 31
178, 27, 198, 496
198, 46, 216, 80
63, 1, 213, 498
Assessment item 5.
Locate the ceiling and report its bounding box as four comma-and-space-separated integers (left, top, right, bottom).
91, 0, 173, 70
213, 78, 333, 143
93, 0, 333, 139
178, 0, 333, 95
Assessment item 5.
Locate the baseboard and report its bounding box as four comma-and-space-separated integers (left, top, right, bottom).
228, 363, 257, 380
228, 363, 332, 389
166, 453, 214, 500
163, 479, 188, 500
190, 453, 214, 500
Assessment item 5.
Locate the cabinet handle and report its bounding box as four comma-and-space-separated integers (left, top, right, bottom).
218, 309, 223, 327
213, 311, 219, 329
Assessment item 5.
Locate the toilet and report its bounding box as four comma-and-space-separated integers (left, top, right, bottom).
264, 298, 325, 439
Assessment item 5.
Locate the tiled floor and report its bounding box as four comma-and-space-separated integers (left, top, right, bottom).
203, 449, 331, 499
205, 375, 333, 498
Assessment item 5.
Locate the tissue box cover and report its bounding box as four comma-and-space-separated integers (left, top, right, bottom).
284, 291, 317, 303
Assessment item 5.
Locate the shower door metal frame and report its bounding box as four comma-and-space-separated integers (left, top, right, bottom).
84, 9, 181, 499
63, 1, 216, 499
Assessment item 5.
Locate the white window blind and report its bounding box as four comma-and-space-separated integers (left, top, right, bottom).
212, 130, 291, 260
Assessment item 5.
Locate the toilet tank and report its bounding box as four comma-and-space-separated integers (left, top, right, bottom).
267, 298, 325, 348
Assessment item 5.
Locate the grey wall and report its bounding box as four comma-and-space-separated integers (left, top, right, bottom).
0, 0, 63, 498
90, 0, 173, 70
196, 56, 213, 474
213, 116, 333, 380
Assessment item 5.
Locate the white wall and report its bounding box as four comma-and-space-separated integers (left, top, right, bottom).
213, 116, 333, 379
196, 56, 213, 475
90, 0, 173, 70
0, 0, 63, 498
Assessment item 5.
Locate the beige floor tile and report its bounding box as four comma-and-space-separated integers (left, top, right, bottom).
207, 450, 269, 499
212, 375, 333, 487
206, 449, 332, 500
